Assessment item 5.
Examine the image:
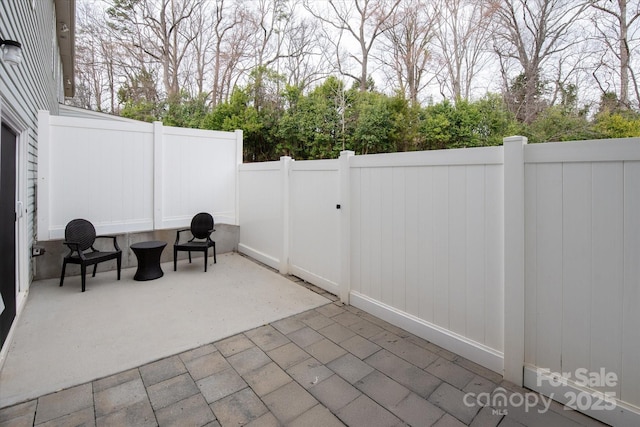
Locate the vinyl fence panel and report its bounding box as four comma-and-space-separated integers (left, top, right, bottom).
289, 160, 341, 294
238, 161, 286, 271
349, 148, 505, 373
522, 139, 640, 425
37, 112, 241, 240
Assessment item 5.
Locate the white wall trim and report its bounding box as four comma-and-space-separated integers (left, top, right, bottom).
0, 95, 33, 372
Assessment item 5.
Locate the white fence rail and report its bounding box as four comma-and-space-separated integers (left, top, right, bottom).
237, 138, 640, 426
37, 111, 242, 240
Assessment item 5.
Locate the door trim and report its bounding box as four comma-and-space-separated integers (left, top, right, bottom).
0, 95, 30, 367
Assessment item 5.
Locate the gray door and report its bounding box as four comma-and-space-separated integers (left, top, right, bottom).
0, 123, 17, 348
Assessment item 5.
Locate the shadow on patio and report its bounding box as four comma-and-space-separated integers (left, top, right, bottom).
0, 253, 606, 426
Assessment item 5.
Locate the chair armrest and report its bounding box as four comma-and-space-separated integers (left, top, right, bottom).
175, 228, 191, 244
95, 235, 121, 252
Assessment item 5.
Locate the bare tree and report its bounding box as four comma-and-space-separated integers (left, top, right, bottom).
491, 0, 590, 123
246, 0, 291, 69
73, 1, 108, 111
590, 0, 640, 109
379, 0, 436, 105
305, 0, 402, 91
281, 16, 331, 91
206, 0, 245, 106
106, 0, 203, 99
432, 0, 496, 102
74, 1, 134, 113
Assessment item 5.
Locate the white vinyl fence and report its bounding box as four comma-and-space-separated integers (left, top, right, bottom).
522, 139, 640, 426
37, 111, 242, 240
238, 137, 640, 427
349, 148, 505, 372
37, 116, 640, 426
238, 157, 341, 295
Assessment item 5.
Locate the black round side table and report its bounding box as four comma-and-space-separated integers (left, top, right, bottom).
131, 241, 167, 281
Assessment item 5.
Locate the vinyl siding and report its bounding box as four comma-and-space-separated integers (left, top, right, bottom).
1, 0, 66, 280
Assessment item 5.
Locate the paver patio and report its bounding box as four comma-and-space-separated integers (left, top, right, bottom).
0, 312, 608, 427
0, 259, 609, 426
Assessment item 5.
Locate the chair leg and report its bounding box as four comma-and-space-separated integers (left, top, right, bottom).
60, 260, 67, 287
188, 251, 192, 263
204, 248, 208, 272
213, 242, 217, 264
117, 254, 122, 280
174, 247, 178, 271
92, 264, 98, 277
81, 264, 87, 292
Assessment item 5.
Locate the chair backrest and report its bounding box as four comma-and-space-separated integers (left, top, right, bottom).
65, 219, 96, 251
191, 212, 214, 239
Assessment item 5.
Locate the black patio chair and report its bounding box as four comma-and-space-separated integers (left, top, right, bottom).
174, 212, 217, 272
60, 219, 122, 292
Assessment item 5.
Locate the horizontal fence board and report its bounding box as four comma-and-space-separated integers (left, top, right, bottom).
50, 115, 154, 133
291, 159, 339, 171
238, 161, 281, 172
525, 138, 640, 163
350, 146, 503, 168
163, 125, 238, 140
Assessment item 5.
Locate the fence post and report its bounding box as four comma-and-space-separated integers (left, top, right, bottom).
503, 135, 527, 385
339, 151, 355, 303
153, 121, 164, 230
37, 110, 51, 241
280, 156, 293, 275
234, 130, 243, 226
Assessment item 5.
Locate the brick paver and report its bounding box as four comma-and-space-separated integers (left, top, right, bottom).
0, 278, 609, 427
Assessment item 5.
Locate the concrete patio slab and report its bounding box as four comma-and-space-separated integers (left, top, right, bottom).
0, 253, 329, 407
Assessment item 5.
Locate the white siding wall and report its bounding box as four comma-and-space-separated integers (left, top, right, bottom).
1, 1, 64, 296
523, 139, 640, 417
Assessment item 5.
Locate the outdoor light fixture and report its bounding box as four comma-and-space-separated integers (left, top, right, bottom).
0, 38, 23, 66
